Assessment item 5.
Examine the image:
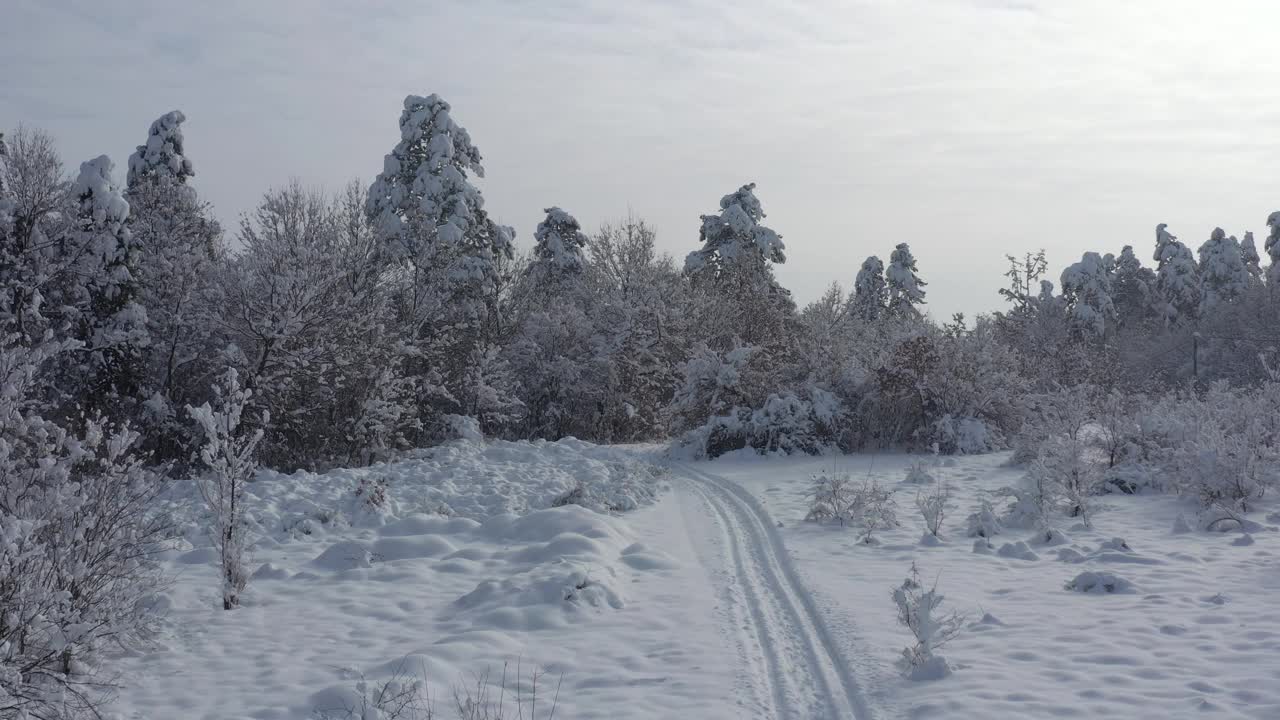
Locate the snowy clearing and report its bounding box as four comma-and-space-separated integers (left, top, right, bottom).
709, 450, 1280, 720
106, 441, 1280, 719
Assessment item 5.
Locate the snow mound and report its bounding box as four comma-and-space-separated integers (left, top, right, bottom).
1065, 571, 1134, 594
996, 541, 1039, 561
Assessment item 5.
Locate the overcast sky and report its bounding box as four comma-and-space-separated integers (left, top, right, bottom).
5, 0, 1279, 317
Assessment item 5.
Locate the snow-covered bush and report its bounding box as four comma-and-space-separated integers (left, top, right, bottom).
806, 474, 899, 542
891, 563, 965, 680
999, 469, 1055, 536
916, 478, 950, 538
668, 342, 757, 437
1007, 385, 1093, 466
965, 498, 1002, 539
859, 322, 1021, 454
1129, 383, 1280, 519
0, 337, 169, 718
1030, 432, 1103, 526
679, 382, 844, 459
928, 414, 998, 455
188, 368, 265, 610
355, 476, 391, 511
805, 471, 856, 525
854, 480, 900, 544
1091, 390, 1144, 470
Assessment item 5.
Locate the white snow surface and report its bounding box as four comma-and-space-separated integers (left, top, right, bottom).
112, 444, 1280, 719
706, 451, 1280, 720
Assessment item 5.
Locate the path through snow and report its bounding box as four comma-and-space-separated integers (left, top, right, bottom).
677, 463, 873, 720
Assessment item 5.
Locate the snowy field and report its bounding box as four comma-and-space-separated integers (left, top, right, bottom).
108, 441, 1280, 719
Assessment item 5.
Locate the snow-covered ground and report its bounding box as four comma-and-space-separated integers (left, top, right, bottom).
110, 442, 1280, 719
710, 451, 1280, 720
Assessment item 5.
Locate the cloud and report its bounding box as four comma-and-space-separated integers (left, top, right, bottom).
4, 0, 1280, 317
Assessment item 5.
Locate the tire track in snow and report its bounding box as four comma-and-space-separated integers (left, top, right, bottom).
679, 463, 872, 720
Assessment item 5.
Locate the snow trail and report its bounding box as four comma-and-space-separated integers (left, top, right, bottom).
678, 463, 873, 720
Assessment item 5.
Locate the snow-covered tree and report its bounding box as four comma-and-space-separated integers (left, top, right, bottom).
886, 242, 927, 316
852, 255, 887, 321
0, 136, 149, 418
124, 111, 224, 457
188, 368, 264, 610
528, 206, 588, 287
1060, 251, 1117, 340
685, 183, 793, 348
1111, 245, 1155, 327
126, 110, 194, 186
61, 155, 150, 420
1153, 223, 1200, 325
366, 94, 515, 431
1197, 227, 1248, 310
221, 181, 416, 468
1241, 231, 1263, 287
685, 183, 785, 279
585, 216, 690, 440
1266, 212, 1280, 292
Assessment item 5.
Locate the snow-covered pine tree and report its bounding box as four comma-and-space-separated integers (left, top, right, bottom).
685, 183, 793, 347
686, 183, 786, 278
64, 155, 149, 421
1059, 251, 1117, 340
1241, 231, 1263, 287
125, 110, 224, 457
852, 255, 888, 322
528, 206, 588, 288
507, 206, 596, 440
366, 94, 516, 434
1197, 227, 1248, 311
1111, 244, 1155, 327
1266, 212, 1280, 293
126, 110, 194, 186
886, 242, 927, 316
1153, 223, 1200, 325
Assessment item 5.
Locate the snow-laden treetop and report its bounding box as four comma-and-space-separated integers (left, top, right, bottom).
127, 110, 194, 187
532, 206, 588, 277
74, 155, 130, 234
686, 183, 785, 275
886, 242, 927, 308
366, 94, 505, 256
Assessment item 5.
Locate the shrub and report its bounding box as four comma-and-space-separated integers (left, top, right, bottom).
806, 474, 899, 543
188, 368, 265, 610
892, 562, 965, 680
0, 338, 170, 717
915, 479, 950, 538
805, 471, 857, 525
965, 498, 1002, 538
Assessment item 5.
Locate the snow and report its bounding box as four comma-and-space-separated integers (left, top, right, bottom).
110, 438, 716, 720
703, 451, 1280, 719
108, 442, 1280, 719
